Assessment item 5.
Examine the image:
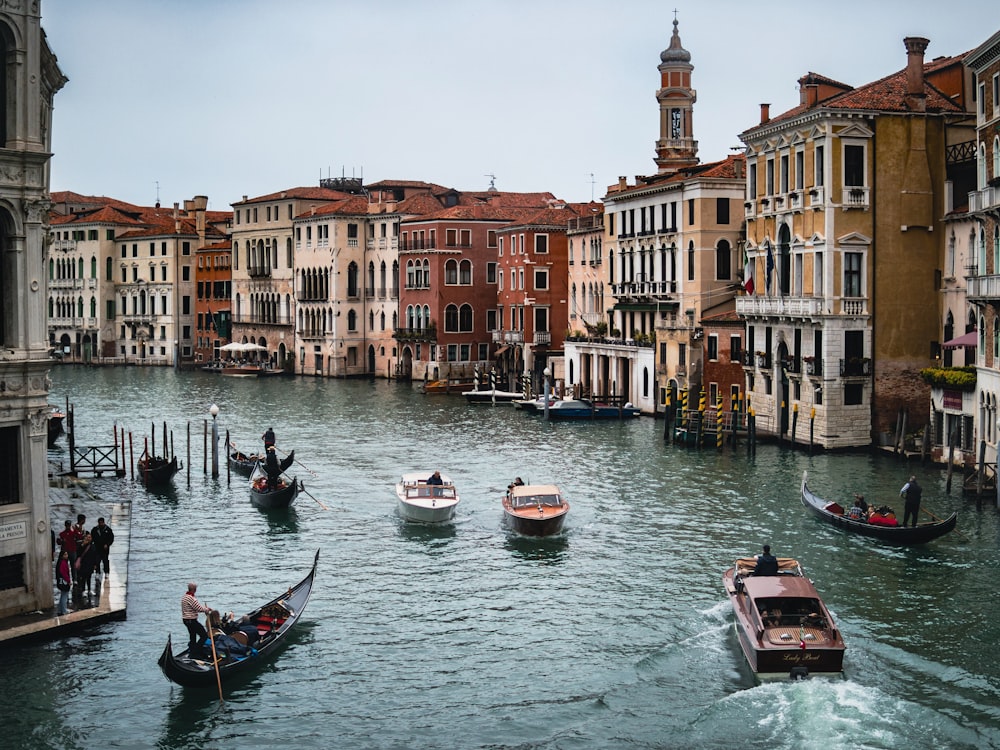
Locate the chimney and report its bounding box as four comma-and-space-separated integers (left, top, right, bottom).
618, 176, 628, 190
904, 36, 929, 111
760, 103, 770, 124
733, 158, 744, 180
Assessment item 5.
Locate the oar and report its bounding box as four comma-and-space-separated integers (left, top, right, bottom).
297, 480, 329, 511
920, 507, 968, 539
275, 446, 318, 477
205, 612, 224, 703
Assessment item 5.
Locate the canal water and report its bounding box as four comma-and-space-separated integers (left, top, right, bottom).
3, 366, 1000, 749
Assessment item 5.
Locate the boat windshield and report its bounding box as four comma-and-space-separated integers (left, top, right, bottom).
513, 493, 562, 509
407, 486, 455, 499
756, 597, 824, 626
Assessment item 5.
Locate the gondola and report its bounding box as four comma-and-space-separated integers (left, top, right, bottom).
801, 472, 956, 545
158, 549, 319, 688
137, 453, 179, 486
228, 448, 261, 477
249, 455, 298, 509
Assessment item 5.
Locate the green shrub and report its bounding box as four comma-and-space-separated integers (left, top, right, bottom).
919, 366, 976, 391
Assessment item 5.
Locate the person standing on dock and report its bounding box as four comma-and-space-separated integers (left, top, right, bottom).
899, 476, 922, 528
57, 520, 79, 585
91, 517, 114, 578
181, 583, 212, 659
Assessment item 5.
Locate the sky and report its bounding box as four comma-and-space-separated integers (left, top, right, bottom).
41, 0, 990, 212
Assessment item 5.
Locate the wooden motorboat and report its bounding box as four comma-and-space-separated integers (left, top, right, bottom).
422, 377, 476, 394
464, 388, 524, 404
502, 483, 569, 537
249, 455, 298, 509
801, 472, 956, 545
722, 556, 846, 680
47, 404, 65, 446
137, 453, 179, 486
221, 364, 264, 377
395, 471, 461, 524
158, 550, 319, 688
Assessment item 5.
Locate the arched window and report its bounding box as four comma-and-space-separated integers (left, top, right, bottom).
78, 257, 84, 278
347, 309, 357, 331
777, 225, 791, 296
48, 258, 54, 280
77, 296, 84, 317
347, 262, 359, 297
368, 261, 375, 294
406, 305, 414, 329
445, 259, 458, 285
444, 304, 459, 332
423, 305, 431, 331
687, 241, 695, 282
105, 256, 113, 281
90, 296, 97, 317
422, 260, 430, 287
716, 239, 732, 281
459, 304, 473, 331
380, 311, 386, 331
459, 260, 472, 285
90, 256, 97, 278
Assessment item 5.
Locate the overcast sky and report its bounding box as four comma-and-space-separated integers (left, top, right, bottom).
42, 0, 989, 211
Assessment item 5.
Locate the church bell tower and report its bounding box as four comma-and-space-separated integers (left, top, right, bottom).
654, 17, 699, 174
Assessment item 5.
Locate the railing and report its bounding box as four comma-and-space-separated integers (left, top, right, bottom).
808, 187, 825, 207
534, 331, 551, 345
839, 357, 872, 377
394, 327, 437, 341
491, 330, 524, 344
968, 186, 1000, 213
735, 296, 822, 317
842, 186, 870, 208
611, 280, 677, 296
967, 274, 1000, 300
805, 358, 822, 376
840, 297, 868, 315
247, 266, 271, 278
231, 314, 293, 325
787, 191, 803, 210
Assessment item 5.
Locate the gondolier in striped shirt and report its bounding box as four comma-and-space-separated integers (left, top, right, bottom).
181, 582, 212, 659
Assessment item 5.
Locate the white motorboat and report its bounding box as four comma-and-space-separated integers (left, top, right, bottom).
395, 471, 461, 524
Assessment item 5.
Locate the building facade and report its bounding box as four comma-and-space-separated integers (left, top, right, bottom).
0, 3, 66, 618
194, 240, 232, 363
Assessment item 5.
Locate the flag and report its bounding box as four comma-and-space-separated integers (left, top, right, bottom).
799, 625, 807, 650
765, 243, 775, 295
743, 248, 754, 295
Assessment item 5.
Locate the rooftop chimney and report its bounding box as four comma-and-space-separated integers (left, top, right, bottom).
904, 36, 929, 111
760, 103, 770, 124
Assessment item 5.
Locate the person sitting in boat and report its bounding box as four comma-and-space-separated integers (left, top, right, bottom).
427, 471, 444, 486
868, 505, 899, 527
207, 610, 252, 657
847, 498, 867, 521
753, 544, 779, 576
219, 610, 262, 648
802, 611, 826, 629
853, 493, 870, 515
506, 477, 525, 500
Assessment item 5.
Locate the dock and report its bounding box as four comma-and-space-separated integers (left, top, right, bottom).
0, 469, 130, 646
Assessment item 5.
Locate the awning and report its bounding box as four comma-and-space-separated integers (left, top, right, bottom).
942, 330, 977, 349
494, 345, 510, 356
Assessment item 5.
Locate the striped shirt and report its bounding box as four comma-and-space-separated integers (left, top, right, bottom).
181, 591, 211, 620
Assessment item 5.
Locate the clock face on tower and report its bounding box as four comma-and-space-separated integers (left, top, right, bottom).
671, 108, 681, 138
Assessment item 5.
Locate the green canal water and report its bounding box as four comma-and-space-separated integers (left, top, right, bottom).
2, 365, 999, 749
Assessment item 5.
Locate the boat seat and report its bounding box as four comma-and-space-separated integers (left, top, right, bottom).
231, 631, 249, 646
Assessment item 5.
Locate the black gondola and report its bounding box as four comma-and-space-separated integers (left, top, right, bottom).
801, 472, 956, 545
47, 405, 65, 446
228, 449, 260, 477
249, 452, 298, 509
158, 549, 319, 688
138, 453, 179, 486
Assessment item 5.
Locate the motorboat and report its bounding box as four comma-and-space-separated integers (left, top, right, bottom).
543, 398, 640, 420
502, 483, 569, 537
464, 388, 524, 405
722, 556, 846, 680
395, 471, 461, 524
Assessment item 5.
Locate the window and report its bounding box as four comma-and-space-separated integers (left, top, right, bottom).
687, 241, 695, 281
445, 260, 458, 285
182, 241, 191, 256
487, 309, 498, 331
487, 230, 497, 247
844, 144, 865, 186
446, 229, 457, 247
182, 266, 190, 281
535, 234, 548, 254
716, 240, 731, 280
460, 229, 471, 247
766, 158, 774, 195
795, 150, 804, 190
459, 260, 472, 285
486, 262, 497, 284
779, 153, 789, 193
844, 252, 862, 297
716, 198, 729, 225
844, 383, 864, 406
749, 162, 757, 199
534, 269, 548, 290
445, 304, 459, 332
459, 304, 473, 332
707, 335, 719, 361
815, 145, 825, 187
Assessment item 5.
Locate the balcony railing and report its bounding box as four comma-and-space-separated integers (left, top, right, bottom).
247, 266, 271, 278
735, 296, 822, 317
967, 274, 1000, 301
839, 357, 872, 377
611, 280, 677, 297
394, 327, 437, 342
534, 331, 551, 345
968, 186, 1000, 213
808, 186, 825, 207
842, 186, 870, 209
491, 330, 524, 344
231, 314, 292, 325
805, 358, 822, 376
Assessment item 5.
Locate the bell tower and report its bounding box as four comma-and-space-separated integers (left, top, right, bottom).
654, 16, 699, 174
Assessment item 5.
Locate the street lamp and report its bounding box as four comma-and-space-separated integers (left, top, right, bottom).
543, 366, 552, 420
210, 403, 219, 478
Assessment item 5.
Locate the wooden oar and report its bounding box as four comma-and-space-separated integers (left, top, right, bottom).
275, 446, 318, 477
297, 481, 329, 511
205, 612, 224, 702
920, 507, 968, 539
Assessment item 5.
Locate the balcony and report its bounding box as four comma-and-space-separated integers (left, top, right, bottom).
805, 358, 822, 376
735, 296, 822, 317
491, 330, 524, 344
247, 265, 271, 278
231, 313, 292, 326
839, 357, 872, 377
968, 186, 1000, 213
534, 331, 551, 346
787, 191, 803, 211
808, 187, 825, 207
754, 352, 771, 369
611, 280, 677, 298
394, 327, 437, 342
842, 186, 870, 209
966, 274, 1000, 301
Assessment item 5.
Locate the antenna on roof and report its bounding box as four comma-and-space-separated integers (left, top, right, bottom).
589, 173, 596, 202
154, 180, 160, 207
485, 173, 497, 191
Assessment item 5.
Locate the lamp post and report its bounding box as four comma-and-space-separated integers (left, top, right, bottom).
210, 404, 219, 478
543, 366, 552, 421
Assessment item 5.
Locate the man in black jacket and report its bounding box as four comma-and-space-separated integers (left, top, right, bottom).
753, 544, 779, 576
900, 476, 922, 528
90, 517, 114, 576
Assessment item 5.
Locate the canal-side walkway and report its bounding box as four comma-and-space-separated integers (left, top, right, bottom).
0, 470, 130, 646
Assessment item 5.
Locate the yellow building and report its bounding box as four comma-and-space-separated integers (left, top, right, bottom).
738, 37, 971, 448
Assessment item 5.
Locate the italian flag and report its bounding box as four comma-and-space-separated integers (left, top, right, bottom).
743, 248, 754, 295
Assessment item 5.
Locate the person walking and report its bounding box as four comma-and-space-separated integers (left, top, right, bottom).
181, 582, 212, 658
899, 475, 923, 528
90, 517, 114, 578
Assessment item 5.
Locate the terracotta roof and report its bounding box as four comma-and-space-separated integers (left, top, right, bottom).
500, 205, 585, 230
297, 195, 371, 218
235, 186, 352, 205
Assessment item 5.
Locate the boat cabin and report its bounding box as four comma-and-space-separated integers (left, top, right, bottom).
509, 485, 564, 509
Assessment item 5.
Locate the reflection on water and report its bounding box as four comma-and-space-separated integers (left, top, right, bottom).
263, 507, 300, 535
396, 519, 457, 551
503, 533, 569, 563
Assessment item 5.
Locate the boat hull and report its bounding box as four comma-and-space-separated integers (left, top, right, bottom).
228, 451, 259, 477
138, 456, 179, 486
395, 472, 460, 524
503, 509, 567, 536
502, 484, 569, 537
250, 478, 298, 509
464, 389, 524, 404
158, 550, 318, 688
396, 498, 459, 524
801, 473, 956, 544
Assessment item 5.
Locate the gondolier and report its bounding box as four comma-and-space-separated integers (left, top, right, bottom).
262, 427, 276, 450
899, 475, 922, 528
181, 582, 212, 659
